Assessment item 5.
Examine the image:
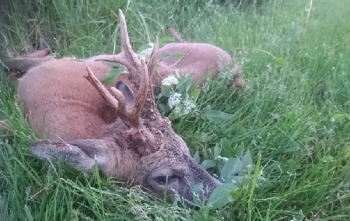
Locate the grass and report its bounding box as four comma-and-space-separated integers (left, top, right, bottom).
1, 0, 350, 220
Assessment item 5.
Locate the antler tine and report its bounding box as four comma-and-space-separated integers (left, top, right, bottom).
118, 9, 140, 70
147, 36, 159, 78
111, 58, 150, 129
95, 10, 141, 78
133, 58, 150, 115
85, 60, 150, 130
85, 64, 122, 110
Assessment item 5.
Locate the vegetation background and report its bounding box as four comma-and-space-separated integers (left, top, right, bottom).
1, 0, 350, 220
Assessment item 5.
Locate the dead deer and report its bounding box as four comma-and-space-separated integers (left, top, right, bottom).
3, 10, 222, 203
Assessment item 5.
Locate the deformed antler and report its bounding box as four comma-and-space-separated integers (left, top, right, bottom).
85, 59, 148, 131
85, 9, 160, 144
91, 9, 159, 78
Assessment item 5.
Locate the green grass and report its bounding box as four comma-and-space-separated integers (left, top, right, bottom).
1, 0, 350, 220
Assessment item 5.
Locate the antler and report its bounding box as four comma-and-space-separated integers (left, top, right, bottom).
90, 12, 159, 78
85, 10, 159, 142
85, 59, 148, 130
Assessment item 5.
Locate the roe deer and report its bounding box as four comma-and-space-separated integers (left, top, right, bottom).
3, 10, 223, 202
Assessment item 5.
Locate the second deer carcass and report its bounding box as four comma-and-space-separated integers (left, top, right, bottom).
157, 28, 243, 89
4, 10, 222, 203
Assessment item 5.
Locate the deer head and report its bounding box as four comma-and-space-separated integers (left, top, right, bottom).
29, 10, 220, 203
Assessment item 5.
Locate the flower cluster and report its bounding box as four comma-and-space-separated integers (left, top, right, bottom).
168, 92, 196, 115
173, 99, 196, 115
161, 75, 178, 86
167, 92, 182, 109
157, 74, 199, 118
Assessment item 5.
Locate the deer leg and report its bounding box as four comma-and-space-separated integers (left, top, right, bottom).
168, 27, 185, 43
2, 49, 53, 84
24, 48, 52, 57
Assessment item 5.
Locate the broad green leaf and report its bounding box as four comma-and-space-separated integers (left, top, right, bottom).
102, 61, 121, 68
201, 160, 216, 169
191, 182, 204, 205
137, 43, 151, 53
157, 103, 169, 113
225, 175, 243, 184
203, 106, 232, 123
192, 211, 218, 221
214, 143, 222, 160
333, 113, 350, 121
159, 52, 185, 62
102, 67, 126, 84
159, 36, 175, 46
192, 183, 204, 195
274, 57, 287, 65
235, 142, 245, 156
241, 150, 253, 168
193, 150, 200, 163
160, 85, 171, 97
190, 88, 201, 102
176, 73, 193, 94
207, 183, 238, 208
220, 158, 244, 181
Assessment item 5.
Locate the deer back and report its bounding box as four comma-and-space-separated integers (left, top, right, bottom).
17, 58, 118, 141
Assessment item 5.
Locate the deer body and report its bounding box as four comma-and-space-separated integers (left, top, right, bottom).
157, 42, 233, 85
2, 10, 245, 202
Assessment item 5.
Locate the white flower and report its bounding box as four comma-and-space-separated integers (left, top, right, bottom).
161, 75, 178, 86
137, 43, 154, 59
217, 155, 229, 162
182, 99, 196, 114
173, 106, 182, 115
168, 92, 182, 109
173, 99, 196, 115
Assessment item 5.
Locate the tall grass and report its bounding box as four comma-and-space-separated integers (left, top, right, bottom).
1, 0, 350, 220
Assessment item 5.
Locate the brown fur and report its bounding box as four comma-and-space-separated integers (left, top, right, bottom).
16, 58, 116, 140
157, 42, 241, 87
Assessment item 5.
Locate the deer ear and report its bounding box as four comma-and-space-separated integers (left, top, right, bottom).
116, 81, 135, 104
30, 139, 110, 172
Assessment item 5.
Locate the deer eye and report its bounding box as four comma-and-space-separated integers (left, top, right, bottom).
155, 175, 178, 185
